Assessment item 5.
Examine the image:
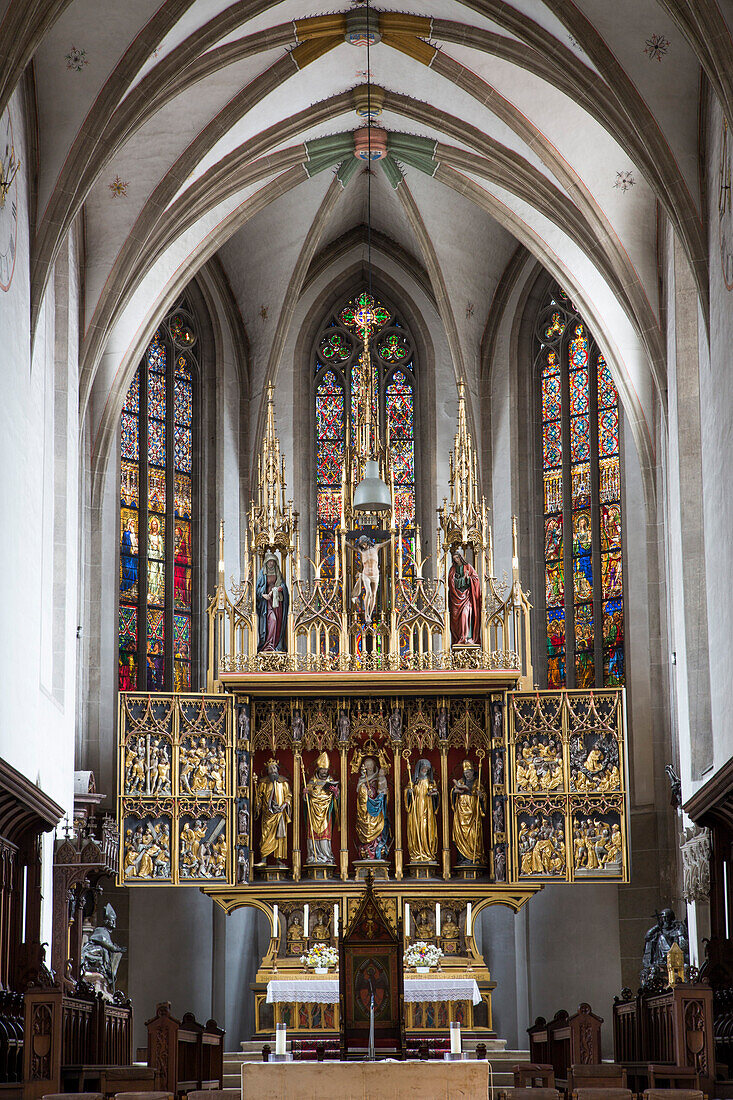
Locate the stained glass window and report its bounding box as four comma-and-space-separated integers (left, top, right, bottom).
119, 302, 197, 692
314, 291, 418, 589
537, 289, 625, 688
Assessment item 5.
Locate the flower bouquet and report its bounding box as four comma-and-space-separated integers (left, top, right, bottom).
301, 943, 339, 974
404, 940, 443, 973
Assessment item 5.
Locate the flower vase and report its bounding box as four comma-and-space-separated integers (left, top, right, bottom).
314, 966, 328, 975
416, 965, 430, 974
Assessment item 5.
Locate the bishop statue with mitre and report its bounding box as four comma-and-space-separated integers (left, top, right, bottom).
303, 752, 340, 865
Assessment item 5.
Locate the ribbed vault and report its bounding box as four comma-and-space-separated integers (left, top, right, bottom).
1, 0, 729, 500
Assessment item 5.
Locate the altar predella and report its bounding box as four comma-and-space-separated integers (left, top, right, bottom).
117, 295, 629, 1037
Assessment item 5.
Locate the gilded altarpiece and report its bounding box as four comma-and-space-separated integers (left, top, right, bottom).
507, 690, 629, 883
118, 694, 233, 885
116, 351, 630, 1041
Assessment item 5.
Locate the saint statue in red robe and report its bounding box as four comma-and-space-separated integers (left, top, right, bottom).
448, 549, 482, 646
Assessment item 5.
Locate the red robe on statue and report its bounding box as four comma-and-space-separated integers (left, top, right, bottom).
448, 558, 482, 645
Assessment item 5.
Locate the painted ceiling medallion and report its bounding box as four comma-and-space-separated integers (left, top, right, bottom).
614, 171, 635, 192
644, 33, 670, 61
345, 8, 381, 46
354, 127, 387, 161
354, 85, 384, 120
65, 45, 88, 71
109, 175, 129, 198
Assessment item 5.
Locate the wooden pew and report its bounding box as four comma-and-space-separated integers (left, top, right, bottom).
146, 1003, 223, 1098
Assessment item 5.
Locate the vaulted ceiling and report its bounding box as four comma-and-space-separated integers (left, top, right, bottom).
3, 0, 731, 482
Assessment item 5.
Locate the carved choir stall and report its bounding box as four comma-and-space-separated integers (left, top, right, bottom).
117, 302, 630, 1045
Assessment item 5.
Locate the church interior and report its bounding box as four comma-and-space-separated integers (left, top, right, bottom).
1, 0, 733, 1096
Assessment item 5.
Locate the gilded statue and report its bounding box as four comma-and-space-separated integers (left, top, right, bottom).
303, 752, 340, 865
516, 736, 562, 792
440, 910, 461, 955
404, 758, 439, 863
414, 908, 433, 939
178, 825, 227, 879
573, 816, 622, 873
287, 913, 305, 955
254, 758, 292, 866
519, 819, 565, 875
355, 755, 390, 860
311, 908, 330, 941
124, 821, 170, 879
451, 759, 487, 866
571, 732, 620, 793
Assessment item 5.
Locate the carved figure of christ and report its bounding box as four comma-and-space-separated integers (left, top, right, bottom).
349, 534, 390, 620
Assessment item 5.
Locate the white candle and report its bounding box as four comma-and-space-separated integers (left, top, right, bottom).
450, 1021, 461, 1055
275, 1023, 287, 1056
334, 902, 339, 937
466, 903, 472, 936
303, 904, 309, 937
435, 902, 441, 938
404, 902, 410, 940
272, 904, 278, 937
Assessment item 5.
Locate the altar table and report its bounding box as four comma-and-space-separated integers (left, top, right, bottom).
266, 977, 481, 1005
242, 1059, 489, 1099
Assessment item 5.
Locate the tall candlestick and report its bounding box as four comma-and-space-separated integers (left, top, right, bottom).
303, 904, 309, 938
435, 902, 441, 938
272, 904, 278, 937
404, 902, 410, 941
466, 902, 472, 936
334, 902, 339, 938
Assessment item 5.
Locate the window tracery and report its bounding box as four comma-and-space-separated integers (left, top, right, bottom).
313, 291, 418, 578
537, 289, 624, 689
119, 305, 197, 692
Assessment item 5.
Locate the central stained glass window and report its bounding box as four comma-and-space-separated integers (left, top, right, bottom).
119, 303, 197, 693
537, 287, 624, 690
314, 291, 417, 580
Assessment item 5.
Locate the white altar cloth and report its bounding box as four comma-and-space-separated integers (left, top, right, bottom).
266, 976, 481, 1005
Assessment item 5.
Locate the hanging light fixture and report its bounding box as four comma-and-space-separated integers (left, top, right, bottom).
353, 0, 391, 516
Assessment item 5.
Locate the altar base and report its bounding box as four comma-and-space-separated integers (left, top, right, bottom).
305, 862, 336, 880
353, 859, 389, 881
243, 1059, 489, 1099
407, 861, 440, 880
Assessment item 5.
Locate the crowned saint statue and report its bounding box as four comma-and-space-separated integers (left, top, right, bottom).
304, 752, 340, 865
355, 756, 390, 860
256, 553, 289, 652
448, 548, 482, 646
451, 759, 487, 866
405, 758, 439, 863
254, 758, 292, 866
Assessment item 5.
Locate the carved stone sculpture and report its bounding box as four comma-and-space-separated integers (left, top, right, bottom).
680, 825, 711, 903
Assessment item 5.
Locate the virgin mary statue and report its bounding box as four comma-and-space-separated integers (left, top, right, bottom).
256, 554, 289, 652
